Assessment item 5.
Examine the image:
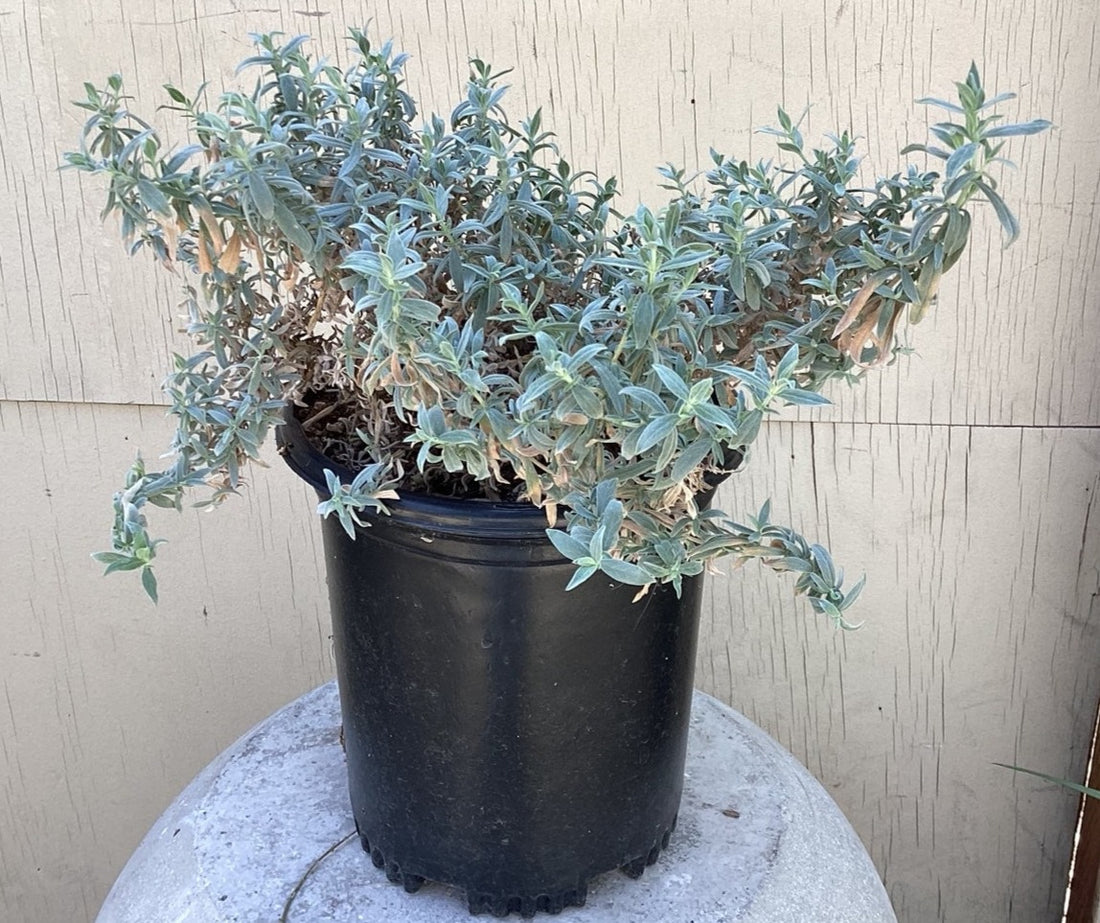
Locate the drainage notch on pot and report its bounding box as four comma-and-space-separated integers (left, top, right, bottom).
278, 410, 709, 917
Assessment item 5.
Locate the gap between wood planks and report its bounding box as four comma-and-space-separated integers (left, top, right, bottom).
2, 397, 1100, 432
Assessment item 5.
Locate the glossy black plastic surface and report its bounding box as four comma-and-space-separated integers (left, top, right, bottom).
278, 413, 709, 916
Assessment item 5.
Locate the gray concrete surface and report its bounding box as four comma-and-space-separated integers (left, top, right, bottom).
96, 683, 896, 921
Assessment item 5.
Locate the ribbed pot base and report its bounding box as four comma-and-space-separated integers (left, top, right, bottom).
356, 821, 676, 918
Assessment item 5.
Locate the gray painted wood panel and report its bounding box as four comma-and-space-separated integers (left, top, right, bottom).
0, 400, 333, 922
2, 404, 1097, 920
1, 1, 1096, 920
700, 421, 1100, 920
1, 0, 1091, 424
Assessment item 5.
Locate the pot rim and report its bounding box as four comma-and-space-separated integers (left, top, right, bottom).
276, 401, 736, 542
276, 402, 556, 540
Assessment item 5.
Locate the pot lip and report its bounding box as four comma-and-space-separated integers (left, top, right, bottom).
276, 401, 736, 540
275, 402, 556, 539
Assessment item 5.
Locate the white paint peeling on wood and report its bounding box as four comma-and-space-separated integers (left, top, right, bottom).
0, 1, 1097, 921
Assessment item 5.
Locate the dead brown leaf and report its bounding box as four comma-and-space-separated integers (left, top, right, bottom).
196, 206, 226, 254
217, 232, 242, 272
196, 227, 214, 274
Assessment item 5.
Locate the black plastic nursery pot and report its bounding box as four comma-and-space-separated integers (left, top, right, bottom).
277, 411, 712, 917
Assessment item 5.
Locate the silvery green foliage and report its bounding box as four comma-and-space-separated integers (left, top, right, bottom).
65, 32, 1048, 619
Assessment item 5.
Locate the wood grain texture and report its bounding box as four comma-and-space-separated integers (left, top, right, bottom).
0, 400, 333, 922
2, 406, 1097, 921
1, 0, 1093, 424
1, 1, 1097, 921
699, 421, 1100, 921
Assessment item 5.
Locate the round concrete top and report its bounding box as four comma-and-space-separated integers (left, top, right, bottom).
97, 683, 895, 922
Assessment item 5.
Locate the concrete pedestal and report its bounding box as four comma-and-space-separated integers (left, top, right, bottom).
97, 683, 895, 921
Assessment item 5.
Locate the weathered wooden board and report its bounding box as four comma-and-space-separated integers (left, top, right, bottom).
0, 399, 333, 922
2, 1, 1098, 921
1, 400, 1098, 921
0, 0, 1093, 425
700, 420, 1100, 921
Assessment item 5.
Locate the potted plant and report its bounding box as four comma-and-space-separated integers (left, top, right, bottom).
66, 29, 1048, 917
